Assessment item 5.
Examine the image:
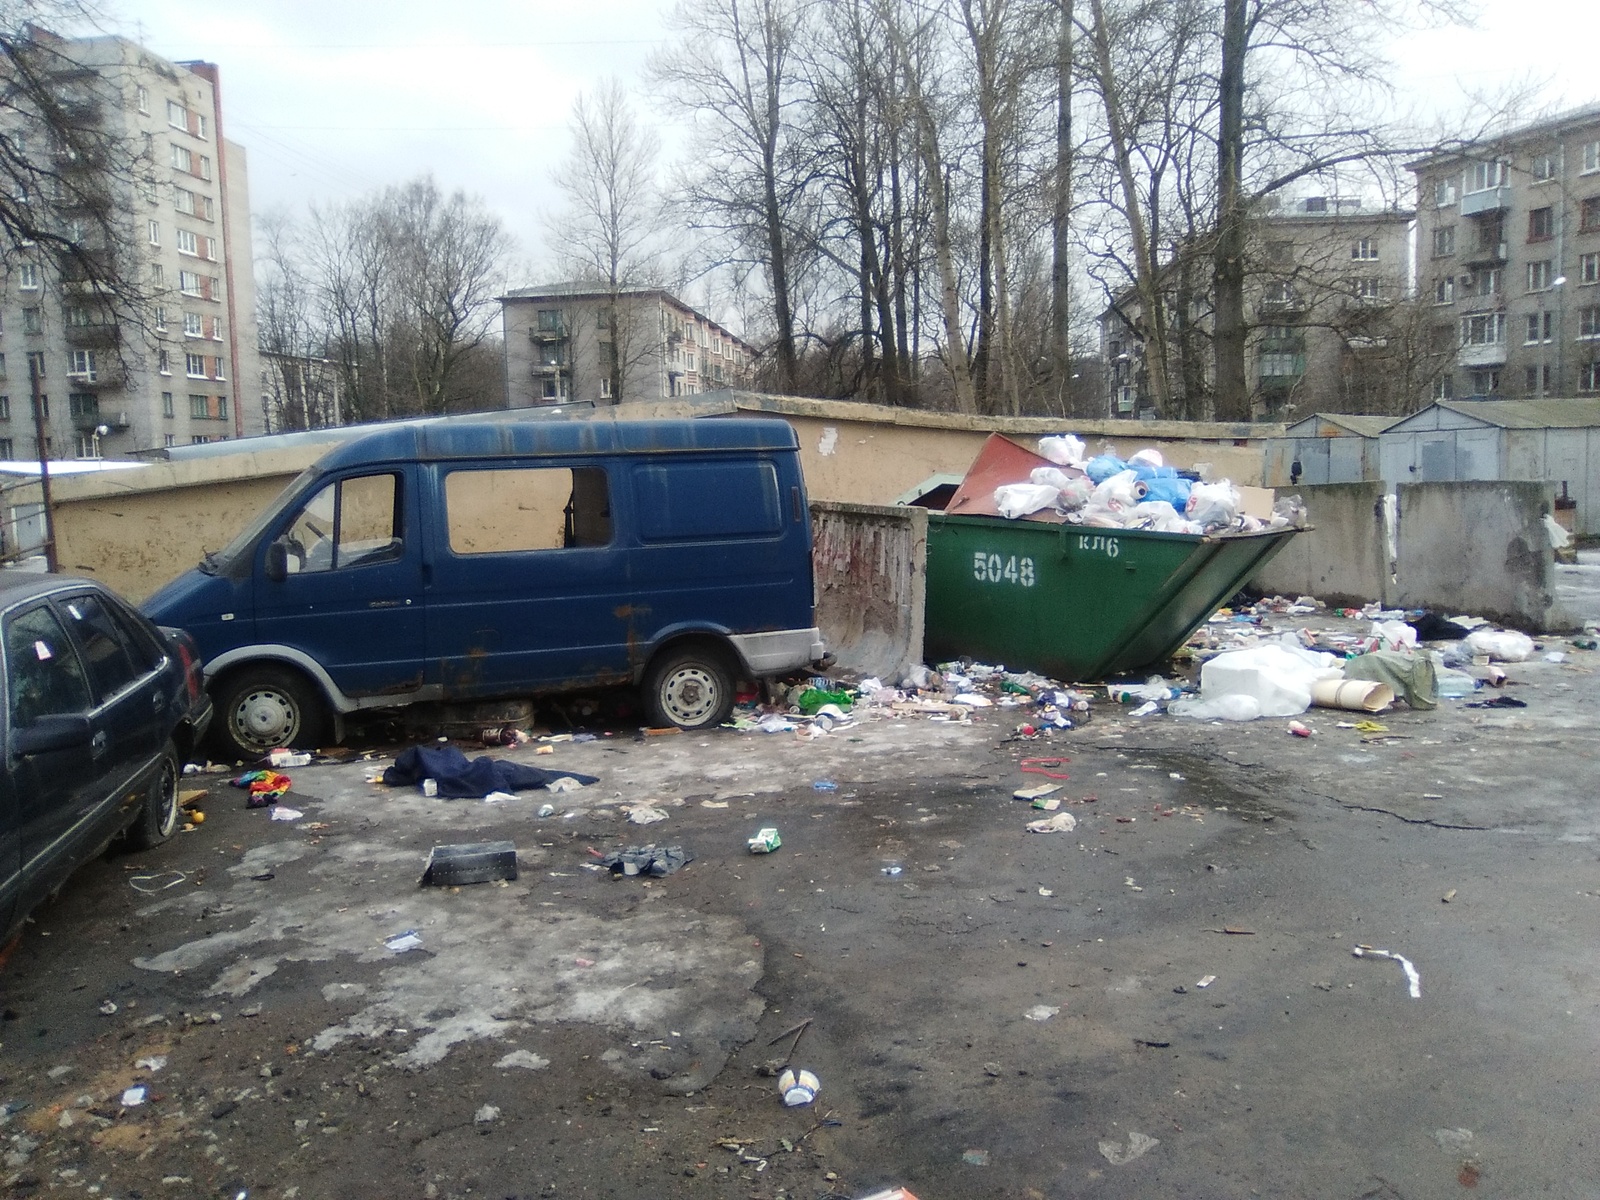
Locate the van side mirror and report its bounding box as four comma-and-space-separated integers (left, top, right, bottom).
264, 539, 289, 582
13, 713, 92, 757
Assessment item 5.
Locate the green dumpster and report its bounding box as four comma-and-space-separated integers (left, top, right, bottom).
923, 512, 1302, 681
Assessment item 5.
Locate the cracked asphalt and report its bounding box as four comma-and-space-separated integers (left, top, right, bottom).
3, 631, 1599, 1199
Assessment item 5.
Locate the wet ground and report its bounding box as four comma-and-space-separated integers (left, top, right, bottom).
4, 635, 1600, 1199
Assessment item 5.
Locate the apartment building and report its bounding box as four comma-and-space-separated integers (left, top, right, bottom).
1411, 104, 1600, 401
501, 284, 754, 407
0, 30, 260, 461
1101, 199, 1414, 419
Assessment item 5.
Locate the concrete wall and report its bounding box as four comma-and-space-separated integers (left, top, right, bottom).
1393, 481, 1561, 631
810, 501, 926, 683
1251, 482, 1390, 606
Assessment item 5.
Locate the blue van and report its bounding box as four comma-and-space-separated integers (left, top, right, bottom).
143, 418, 824, 758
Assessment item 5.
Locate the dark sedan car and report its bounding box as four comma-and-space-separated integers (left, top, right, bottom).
0, 573, 212, 945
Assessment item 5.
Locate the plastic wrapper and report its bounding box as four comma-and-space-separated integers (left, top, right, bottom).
1084, 454, 1130, 484
1371, 619, 1418, 651
1123, 500, 1202, 534
1186, 480, 1241, 531
1037, 434, 1087, 467
1091, 469, 1144, 511
992, 482, 1061, 519
1465, 628, 1535, 662
1030, 466, 1078, 491
1128, 447, 1164, 469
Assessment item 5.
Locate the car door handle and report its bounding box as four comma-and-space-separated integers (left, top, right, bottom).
90, 730, 108, 759
152, 691, 166, 712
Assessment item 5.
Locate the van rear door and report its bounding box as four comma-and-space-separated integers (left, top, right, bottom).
425, 461, 631, 697
253, 468, 429, 698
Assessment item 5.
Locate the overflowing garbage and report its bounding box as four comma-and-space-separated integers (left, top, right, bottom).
973, 433, 1307, 536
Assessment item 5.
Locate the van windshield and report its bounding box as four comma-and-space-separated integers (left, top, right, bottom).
199, 467, 321, 575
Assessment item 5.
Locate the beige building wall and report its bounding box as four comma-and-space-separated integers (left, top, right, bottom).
31, 396, 1281, 602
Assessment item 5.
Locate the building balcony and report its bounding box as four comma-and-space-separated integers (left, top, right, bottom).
1457, 342, 1507, 368
1462, 242, 1508, 266
64, 322, 119, 348
530, 362, 566, 375
528, 326, 566, 342
1457, 292, 1505, 315
1460, 187, 1513, 216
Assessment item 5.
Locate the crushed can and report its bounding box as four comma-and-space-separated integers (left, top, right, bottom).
748, 827, 782, 854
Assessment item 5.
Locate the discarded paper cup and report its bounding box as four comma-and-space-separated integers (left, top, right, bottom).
422, 778, 438, 797
1310, 678, 1393, 713
777, 1066, 819, 1106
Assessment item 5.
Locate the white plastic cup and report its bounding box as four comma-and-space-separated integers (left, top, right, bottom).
777, 1066, 820, 1106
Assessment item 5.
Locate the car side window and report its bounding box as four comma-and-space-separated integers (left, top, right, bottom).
56, 594, 140, 704
6, 604, 92, 728
104, 596, 167, 674
282, 473, 402, 573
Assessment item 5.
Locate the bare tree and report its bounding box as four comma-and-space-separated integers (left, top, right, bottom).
548, 80, 664, 403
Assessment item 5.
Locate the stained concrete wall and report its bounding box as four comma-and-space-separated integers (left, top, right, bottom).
1393, 481, 1562, 631
1250, 482, 1389, 606
811, 501, 926, 682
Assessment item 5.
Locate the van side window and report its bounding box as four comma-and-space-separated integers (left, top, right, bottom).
634, 461, 782, 541
283, 473, 402, 573
6, 604, 92, 727
444, 467, 612, 554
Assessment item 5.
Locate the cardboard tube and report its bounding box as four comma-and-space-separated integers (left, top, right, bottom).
1311, 678, 1393, 712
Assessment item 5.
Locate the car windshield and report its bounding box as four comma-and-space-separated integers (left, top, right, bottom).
200, 467, 321, 575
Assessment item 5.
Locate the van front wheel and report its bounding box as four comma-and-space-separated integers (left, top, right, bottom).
644, 648, 736, 731
213, 666, 327, 760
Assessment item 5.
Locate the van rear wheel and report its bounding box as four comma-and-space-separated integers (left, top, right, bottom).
644, 647, 736, 731
213, 666, 326, 761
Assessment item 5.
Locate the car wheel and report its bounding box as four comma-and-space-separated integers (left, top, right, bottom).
644, 646, 736, 731
129, 742, 180, 849
213, 665, 326, 760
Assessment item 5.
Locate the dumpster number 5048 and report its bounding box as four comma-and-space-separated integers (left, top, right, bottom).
972, 552, 1036, 587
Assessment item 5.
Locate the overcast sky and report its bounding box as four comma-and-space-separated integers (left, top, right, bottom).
103, 0, 1600, 295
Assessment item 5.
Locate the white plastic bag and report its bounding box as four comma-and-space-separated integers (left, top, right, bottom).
1465, 628, 1535, 662
1124, 500, 1201, 534
1543, 514, 1572, 549
1191, 644, 1341, 718
1090, 469, 1143, 512
1186, 480, 1240, 531
993, 483, 1061, 519
1371, 620, 1417, 652
1169, 693, 1262, 721
1030, 466, 1077, 491
1038, 435, 1087, 467
1128, 447, 1165, 469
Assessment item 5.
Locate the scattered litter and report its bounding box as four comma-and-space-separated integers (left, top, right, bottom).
1467, 695, 1526, 709
880, 864, 903, 877
268, 748, 311, 768
537, 803, 555, 818
495, 1050, 550, 1070
1098, 1131, 1159, 1165
382, 744, 597, 798
1442, 889, 1457, 903
1434, 1128, 1475, 1153
961, 1149, 991, 1166
747, 827, 782, 854
473, 1104, 501, 1125
546, 776, 587, 793
98, 1000, 118, 1016
1038, 887, 1053, 897
269, 806, 304, 822
1545, 651, 1567, 664
1024, 1005, 1060, 1021
1353, 945, 1421, 998
1026, 812, 1078, 834
812, 779, 839, 792
130, 871, 188, 893
1288, 720, 1311, 737
627, 806, 669, 825
1353, 720, 1389, 733
384, 930, 423, 953
777, 1067, 820, 1106
756, 714, 796, 733
134, 1055, 167, 1073
1196, 975, 1217, 989
1032, 795, 1061, 811
857, 1189, 921, 1200
232, 770, 292, 807
120, 1086, 147, 1107
595, 844, 693, 878
1013, 783, 1061, 802
481, 791, 515, 804
1465, 628, 1535, 662
420, 841, 519, 886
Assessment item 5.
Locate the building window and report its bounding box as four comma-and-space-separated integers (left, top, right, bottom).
1461, 313, 1506, 346
1432, 374, 1453, 401
164, 434, 175, 447
18, 262, 38, 290
136, 85, 149, 114
213, 356, 225, 380
25, 352, 44, 380
1531, 153, 1557, 182
178, 270, 201, 296
68, 393, 97, 421
1579, 306, 1600, 340
1351, 277, 1381, 302
538, 341, 563, 367
1467, 160, 1507, 192
1261, 281, 1298, 307
536, 309, 563, 333
155, 305, 167, 331
1432, 226, 1455, 257
151, 263, 164, 287
183, 311, 202, 336
167, 99, 188, 130
1582, 362, 1600, 391
197, 155, 211, 180
1469, 368, 1501, 396
0, 396, 9, 420
162, 391, 173, 417
189, 393, 208, 418
1528, 206, 1554, 241
202, 236, 216, 260
1526, 311, 1554, 344
185, 353, 207, 378
196, 114, 208, 140
599, 376, 612, 399
217, 394, 228, 419
147, 219, 160, 246
1433, 179, 1456, 207
191, 435, 210, 445
1584, 141, 1600, 175
211, 316, 224, 340
68, 350, 95, 381
174, 187, 195, 215
170, 144, 191, 173
1581, 197, 1600, 233
1582, 253, 1600, 286
176, 228, 197, 255
1351, 238, 1379, 260
29, 393, 46, 417
201, 195, 214, 221
22, 308, 40, 334
540, 377, 568, 400
1527, 260, 1553, 291
1525, 364, 1553, 395
158, 349, 171, 375
1259, 352, 1303, 377
1433, 277, 1455, 305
